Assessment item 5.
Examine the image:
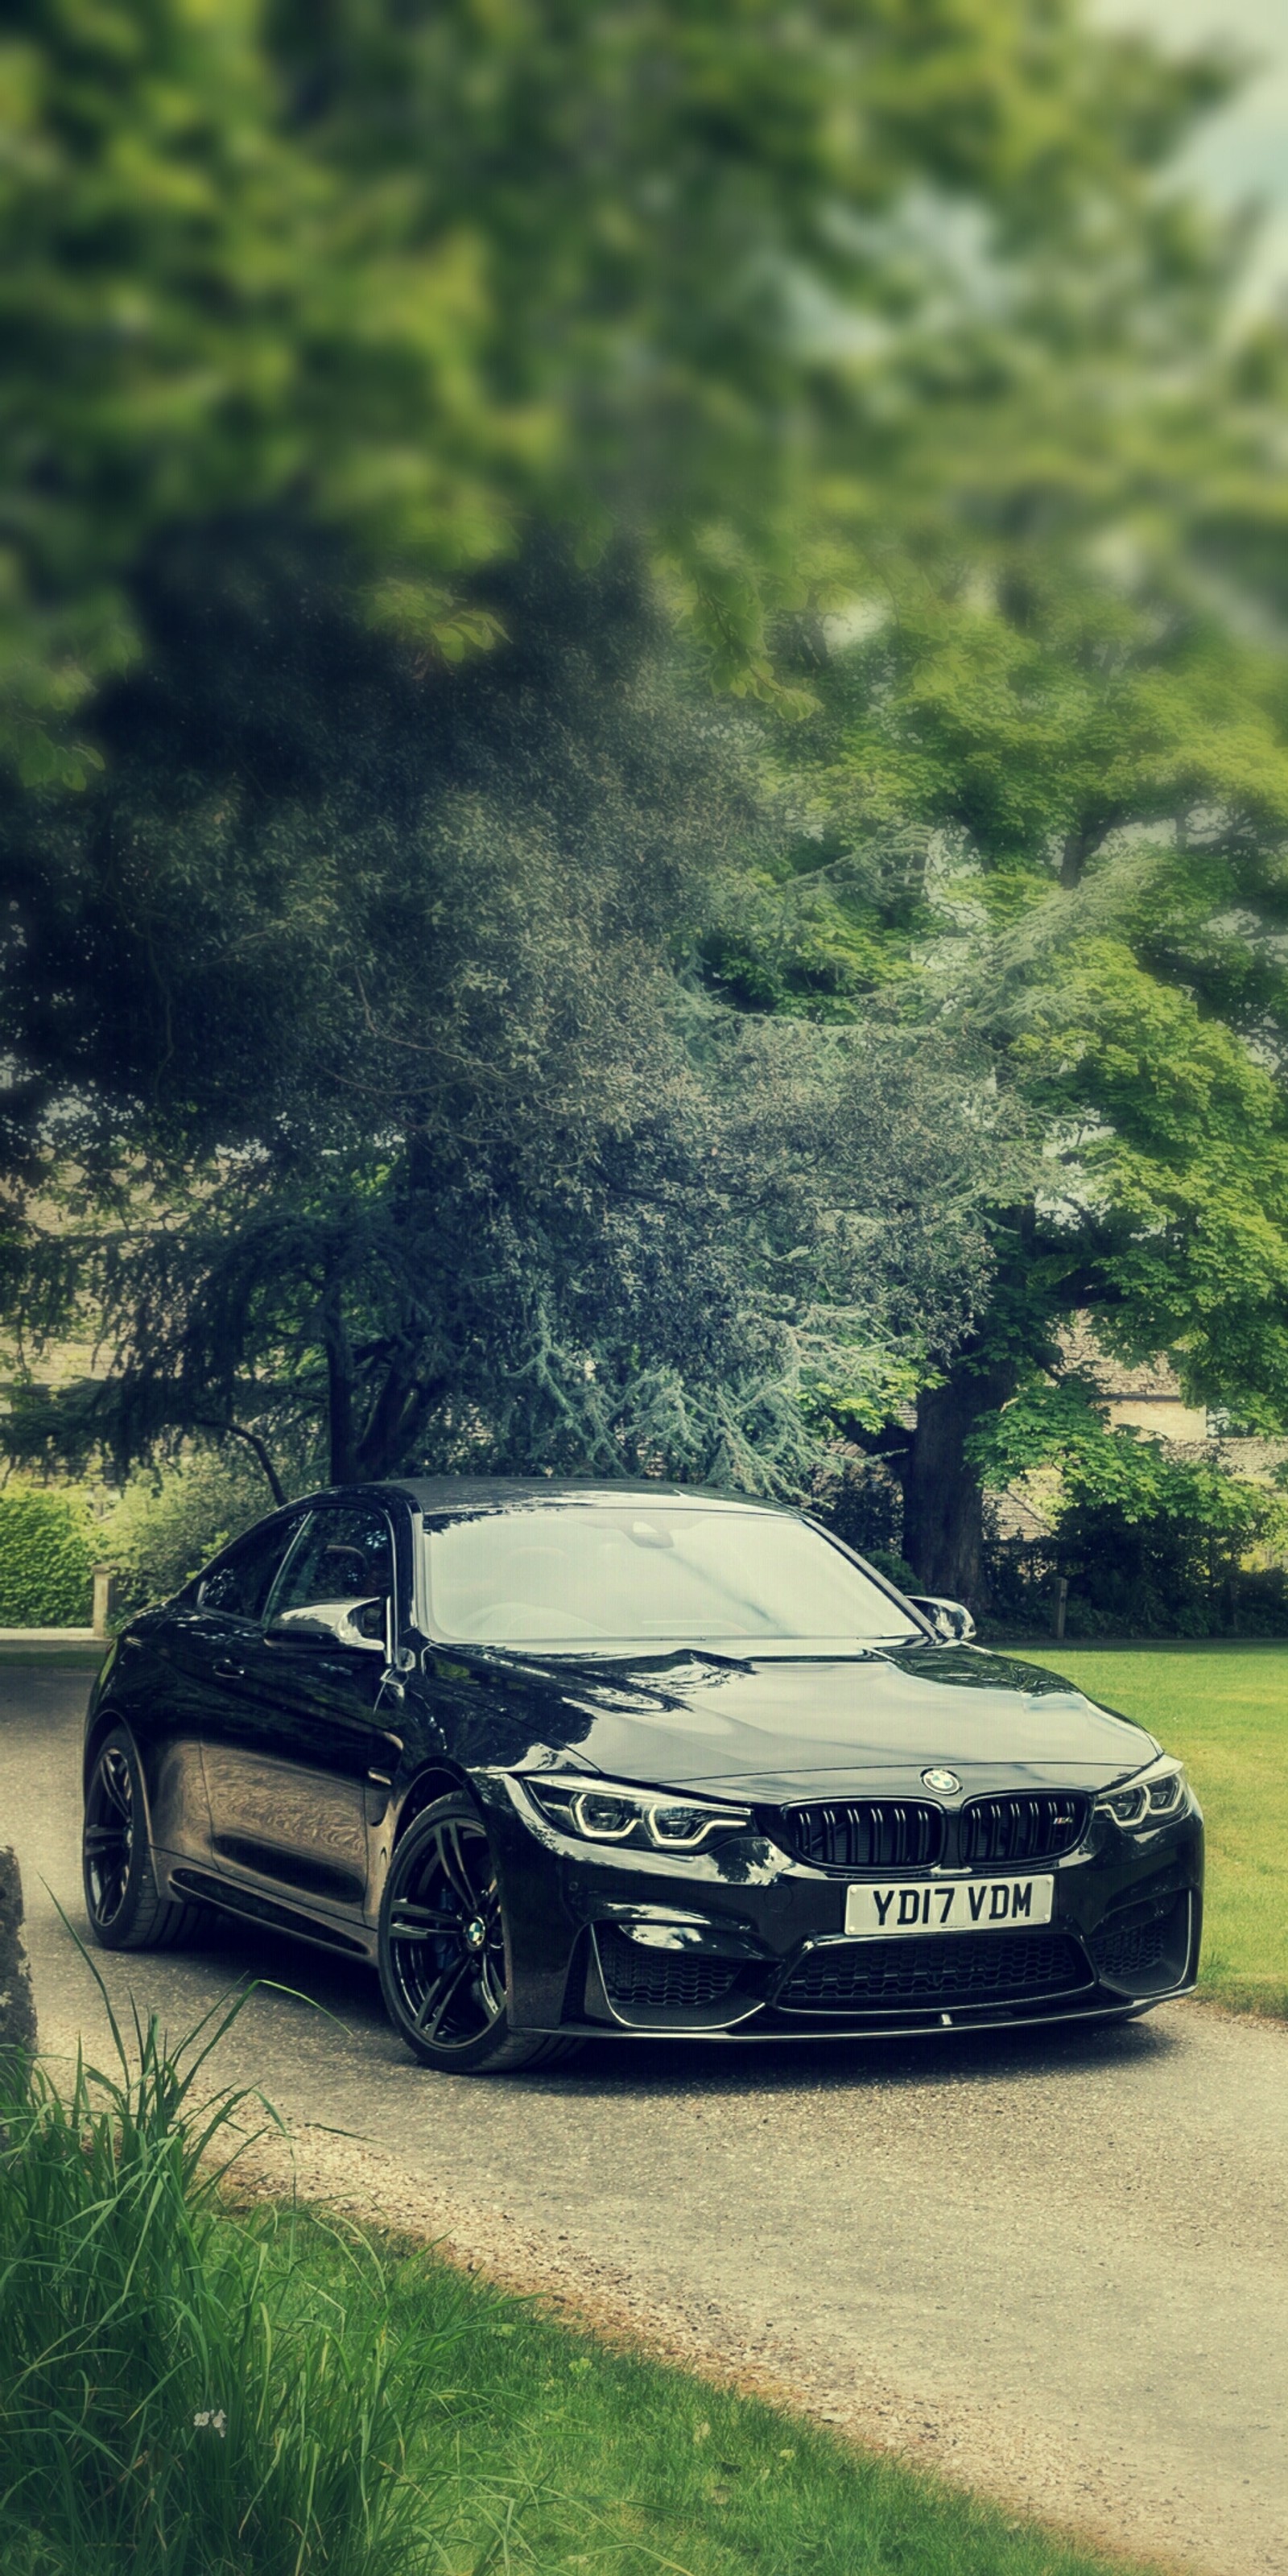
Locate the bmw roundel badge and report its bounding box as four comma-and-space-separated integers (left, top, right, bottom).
922, 1767, 962, 1794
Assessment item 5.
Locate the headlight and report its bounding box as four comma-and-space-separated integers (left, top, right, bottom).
520, 1774, 752, 1852
1096, 1756, 1188, 1829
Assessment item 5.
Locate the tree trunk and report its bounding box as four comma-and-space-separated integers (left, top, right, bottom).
356, 1357, 450, 1480
899, 1360, 1016, 1604
321, 1269, 359, 1484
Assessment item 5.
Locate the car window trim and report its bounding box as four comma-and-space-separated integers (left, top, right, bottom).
263, 1501, 399, 1634
196, 1512, 307, 1624
257, 1509, 316, 1629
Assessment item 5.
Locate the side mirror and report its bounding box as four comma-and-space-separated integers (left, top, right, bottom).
265, 1598, 386, 1654
909, 1595, 976, 1645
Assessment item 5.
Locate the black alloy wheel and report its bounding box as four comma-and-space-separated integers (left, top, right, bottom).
378, 1794, 577, 2074
82, 1724, 207, 1951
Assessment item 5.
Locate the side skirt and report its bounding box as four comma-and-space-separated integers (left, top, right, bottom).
167, 1864, 378, 1963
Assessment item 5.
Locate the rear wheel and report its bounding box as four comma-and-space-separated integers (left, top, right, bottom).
82, 1724, 207, 1951
378, 1794, 579, 2074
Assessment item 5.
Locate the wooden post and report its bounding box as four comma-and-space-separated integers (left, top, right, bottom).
1053, 1575, 1068, 1642
91, 1563, 112, 1640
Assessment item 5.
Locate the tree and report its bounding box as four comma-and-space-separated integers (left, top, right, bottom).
4, 0, 1275, 1531
3, 550, 1013, 1492
708, 558, 1288, 1596
2, 0, 1233, 780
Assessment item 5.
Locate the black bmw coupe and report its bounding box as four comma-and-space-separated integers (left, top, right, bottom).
83, 1479, 1203, 2071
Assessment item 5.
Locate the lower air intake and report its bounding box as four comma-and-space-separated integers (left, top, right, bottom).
598, 1926, 741, 2011
1090, 1913, 1170, 1984
1088, 1889, 1190, 1991
777, 1930, 1092, 2013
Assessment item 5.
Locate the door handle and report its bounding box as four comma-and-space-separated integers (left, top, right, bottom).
213, 1657, 245, 1680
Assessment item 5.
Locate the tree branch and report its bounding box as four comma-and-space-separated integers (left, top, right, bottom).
195, 1418, 287, 1508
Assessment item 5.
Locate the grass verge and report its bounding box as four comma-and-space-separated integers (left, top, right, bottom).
0, 1996, 463, 2576
1014, 1645, 1288, 2021
1, 1995, 1171, 2576
0, 1642, 108, 1667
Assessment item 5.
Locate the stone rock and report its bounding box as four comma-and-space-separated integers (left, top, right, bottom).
0, 1845, 37, 2057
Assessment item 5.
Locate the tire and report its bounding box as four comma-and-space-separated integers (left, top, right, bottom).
82, 1724, 208, 1952
378, 1794, 580, 2074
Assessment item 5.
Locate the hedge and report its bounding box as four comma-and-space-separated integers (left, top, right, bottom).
0, 1488, 95, 1627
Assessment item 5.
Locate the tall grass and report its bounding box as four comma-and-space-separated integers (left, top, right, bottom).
0, 1952, 1180, 2576
0, 1979, 460, 2576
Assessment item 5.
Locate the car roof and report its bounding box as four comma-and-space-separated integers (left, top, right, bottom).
385, 1476, 798, 1517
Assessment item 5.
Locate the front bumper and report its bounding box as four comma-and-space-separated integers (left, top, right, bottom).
475, 1772, 1204, 2041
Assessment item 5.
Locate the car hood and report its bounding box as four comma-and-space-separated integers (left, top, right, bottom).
481, 1643, 1156, 1794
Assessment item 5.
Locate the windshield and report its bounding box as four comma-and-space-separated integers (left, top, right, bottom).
424, 1505, 923, 1648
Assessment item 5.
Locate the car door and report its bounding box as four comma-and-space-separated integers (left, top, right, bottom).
200, 1501, 406, 1925
149, 1513, 308, 1868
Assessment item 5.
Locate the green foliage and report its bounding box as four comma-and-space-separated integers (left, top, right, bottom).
0, 1484, 93, 1626
806, 1445, 910, 1574
0, 0, 1246, 776
861, 1546, 921, 1594
99, 1447, 290, 1620
0, 0, 507, 785
972, 1377, 1288, 1637
0, 1988, 471, 2575
6, 0, 1288, 1587
807, 1349, 941, 1442
979, 910, 1288, 1418
968, 1378, 1275, 1542
698, 820, 934, 1016
701, 454, 1288, 1593
76, 1011, 1008, 1497
4, 563, 1017, 1496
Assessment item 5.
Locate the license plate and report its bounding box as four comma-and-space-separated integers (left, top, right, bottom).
844, 1876, 1055, 1937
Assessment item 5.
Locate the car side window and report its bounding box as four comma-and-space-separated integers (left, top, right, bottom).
198, 1517, 303, 1621
267, 1505, 396, 1619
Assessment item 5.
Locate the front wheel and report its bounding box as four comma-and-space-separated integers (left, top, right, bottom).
82, 1724, 207, 1951
378, 1795, 578, 2074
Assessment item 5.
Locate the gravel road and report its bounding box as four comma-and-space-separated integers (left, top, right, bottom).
4, 1664, 1285, 2576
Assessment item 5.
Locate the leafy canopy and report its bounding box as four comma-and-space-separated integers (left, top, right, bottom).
2, 0, 1236, 776
700, 505, 1288, 1585
4, 553, 1015, 1492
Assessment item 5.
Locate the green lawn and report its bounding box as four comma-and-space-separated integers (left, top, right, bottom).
1013, 1645, 1288, 2020
284, 2217, 1183, 2576
0, 1642, 106, 1667
3, 2201, 1190, 2576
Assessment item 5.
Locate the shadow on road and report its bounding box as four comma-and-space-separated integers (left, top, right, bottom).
41, 1897, 1179, 2103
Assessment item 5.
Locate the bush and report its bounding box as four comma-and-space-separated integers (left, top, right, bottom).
972, 1379, 1288, 1637
0, 1485, 95, 1627
101, 1447, 291, 1620
983, 1533, 1288, 1640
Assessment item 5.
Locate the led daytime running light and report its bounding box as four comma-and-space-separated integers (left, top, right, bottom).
1096, 1757, 1187, 1829
522, 1774, 751, 1850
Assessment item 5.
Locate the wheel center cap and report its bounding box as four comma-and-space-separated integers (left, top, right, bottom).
464, 1915, 487, 1952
